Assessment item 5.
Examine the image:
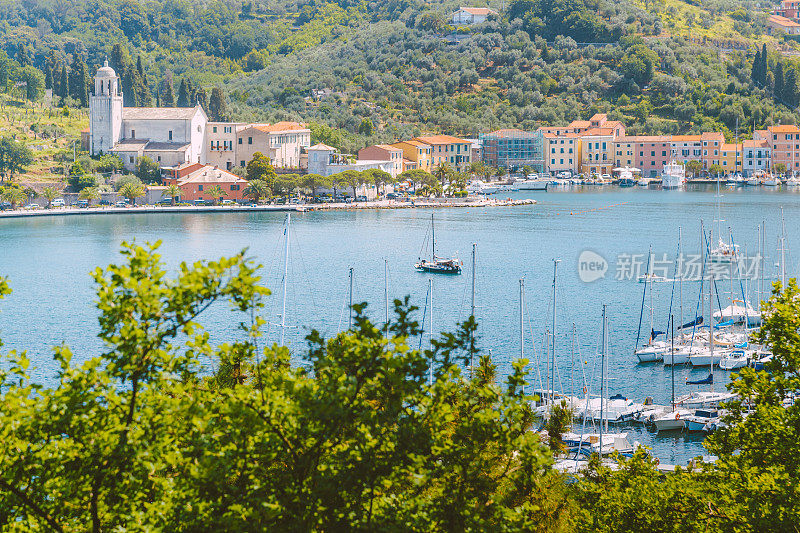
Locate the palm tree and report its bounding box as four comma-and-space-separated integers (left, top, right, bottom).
205, 185, 226, 206
41, 186, 59, 208
2, 188, 27, 209
433, 162, 453, 195
244, 179, 270, 204
164, 184, 182, 206
79, 187, 100, 205
119, 182, 144, 205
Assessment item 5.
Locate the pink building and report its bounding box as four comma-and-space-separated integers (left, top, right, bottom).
614, 136, 671, 177
357, 144, 403, 177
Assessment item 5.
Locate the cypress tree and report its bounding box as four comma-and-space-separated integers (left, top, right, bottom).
68, 55, 89, 107
775, 62, 784, 101
123, 69, 139, 106
195, 86, 208, 110
161, 73, 175, 107
177, 78, 190, 107
761, 44, 769, 86
136, 55, 144, 76
752, 49, 761, 86
44, 64, 53, 90
785, 67, 798, 108
59, 64, 68, 99
208, 87, 227, 121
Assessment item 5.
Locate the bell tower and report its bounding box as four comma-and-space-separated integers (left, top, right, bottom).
88, 60, 123, 155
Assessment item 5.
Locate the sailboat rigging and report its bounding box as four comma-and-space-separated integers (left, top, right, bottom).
415, 213, 462, 274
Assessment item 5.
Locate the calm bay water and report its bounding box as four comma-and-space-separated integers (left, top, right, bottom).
1, 184, 798, 464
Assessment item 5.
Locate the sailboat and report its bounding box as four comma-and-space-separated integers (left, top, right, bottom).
654, 317, 693, 431
415, 213, 462, 274
635, 248, 667, 363
709, 182, 739, 264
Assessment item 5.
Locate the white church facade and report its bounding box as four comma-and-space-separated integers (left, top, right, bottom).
89, 62, 311, 172
89, 61, 207, 171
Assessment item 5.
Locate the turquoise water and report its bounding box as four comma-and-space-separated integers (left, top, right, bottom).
1, 184, 798, 464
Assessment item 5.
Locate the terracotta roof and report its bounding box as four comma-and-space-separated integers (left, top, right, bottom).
396, 140, 429, 148
589, 113, 607, 122
743, 139, 770, 148
700, 131, 725, 140
567, 120, 591, 129
457, 7, 497, 15
178, 166, 248, 186
250, 121, 309, 133
768, 124, 800, 133
615, 135, 670, 142
414, 135, 470, 145
122, 106, 202, 120
671, 135, 702, 142
580, 127, 616, 136
720, 143, 741, 151
309, 143, 335, 150
769, 14, 800, 27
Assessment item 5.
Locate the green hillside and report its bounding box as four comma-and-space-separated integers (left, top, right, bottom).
0, 0, 797, 159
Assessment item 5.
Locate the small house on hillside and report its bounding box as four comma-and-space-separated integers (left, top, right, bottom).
451, 7, 497, 25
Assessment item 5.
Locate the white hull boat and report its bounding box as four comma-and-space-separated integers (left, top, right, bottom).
661, 161, 686, 189
683, 409, 720, 432
514, 180, 549, 191
689, 351, 724, 367
713, 300, 761, 326
764, 178, 780, 186
718, 350, 748, 370
676, 391, 736, 409
653, 409, 693, 432
635, 341, 667, 363
786, 177, 800, 187
663, 345, 705, 365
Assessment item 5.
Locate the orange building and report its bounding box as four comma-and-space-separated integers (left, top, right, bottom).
163, 164, 248, 203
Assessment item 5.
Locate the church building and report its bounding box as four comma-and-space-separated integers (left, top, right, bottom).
89, 60, 208, 171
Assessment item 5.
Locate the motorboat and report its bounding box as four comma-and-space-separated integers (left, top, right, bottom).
638, 272, 671, 283
564, 431, 636, 455
615, 166, 640, 187
675, 390, 736, 409
661, 161, 686, 189
786, 175, 800, 187
718, 350, 749, 370
729, 173, 746, 186
637, 176, 653, 186
764, 175, 780, 186
709, 239, 739, 264
576, 395, 645, 424
514, 179, 548, 191
683, 409, 721, 432
713, 299, 761, 326
653, 408, 693, 432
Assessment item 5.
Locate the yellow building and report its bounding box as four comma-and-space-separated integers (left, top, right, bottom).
412, 135, 472, 171
393, 140, 432, 172
542, 132, 581, 175
719, 143, 742, 174
580, 128, 617, 176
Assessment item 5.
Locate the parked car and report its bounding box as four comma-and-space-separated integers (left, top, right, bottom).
194, 199, 206, 206
158, 197, 173, 205
356, 195, 367, 202
24, 203, 40, 210
386, 192, 398, 199
77, 199, 89, 208
114, 200, 128, 208
0, 201, 11, 211
222, 199, 235, 206
51, 198, 65, 208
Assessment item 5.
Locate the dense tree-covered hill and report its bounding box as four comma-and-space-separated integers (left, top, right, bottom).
0, 0, 797, 153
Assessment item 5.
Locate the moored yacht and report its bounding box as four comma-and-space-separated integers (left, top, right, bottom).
661, 161, 686, 189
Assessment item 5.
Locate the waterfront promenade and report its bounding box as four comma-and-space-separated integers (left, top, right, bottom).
0, 197, 536, 219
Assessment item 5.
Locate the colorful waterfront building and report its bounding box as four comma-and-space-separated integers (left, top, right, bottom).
719, 143, 743, 174
393, 140, 432, 172
755, 125, 800, 174
162, 164, 248, 203
357, 144, 404, 177
614, 135, 671, 177
542, 132, 580, 175
480, 129, 544, 171
742, 139, 771, 176
412, 135, 472, 171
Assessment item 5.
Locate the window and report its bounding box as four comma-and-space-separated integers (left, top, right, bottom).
129, 156, 134, 163
213, 126, 218, 133
199, 185, 204, 191
240, 161, 245, 167
169, 131, 173, 141
131, 130, 135, 139
238, 138, 242, 145
231, 184, 240, 191
248, 137, 252, 145
157, 156, 161, 162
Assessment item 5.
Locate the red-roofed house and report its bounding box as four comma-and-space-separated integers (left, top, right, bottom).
451, 7, 498, 25
163, 165, 248, 203
756, 124, 800, 173
235, 121, 311, 169
768, 14, 800, 34
358, 144, 404, 177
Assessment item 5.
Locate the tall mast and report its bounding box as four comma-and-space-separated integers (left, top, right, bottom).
678, 227, 683, 340
551, 259, 560, 411
780, 207, 787, 287
571, 323, 576, 399
429, 277, 434, 386
671, 315, 675, 410
280, 213, 290, 346
348, 267, 354, 329
431, 213, 435, 261
519, 278, 524, 394
709, 270, 715, 393
600, 304, 607, 452
470, 243, 476, 374
384, 258, 389, 334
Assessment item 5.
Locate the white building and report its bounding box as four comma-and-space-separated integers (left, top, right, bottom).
89, 61, 207, 171
451, 7, 497, 25
307, 143, 394, 179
